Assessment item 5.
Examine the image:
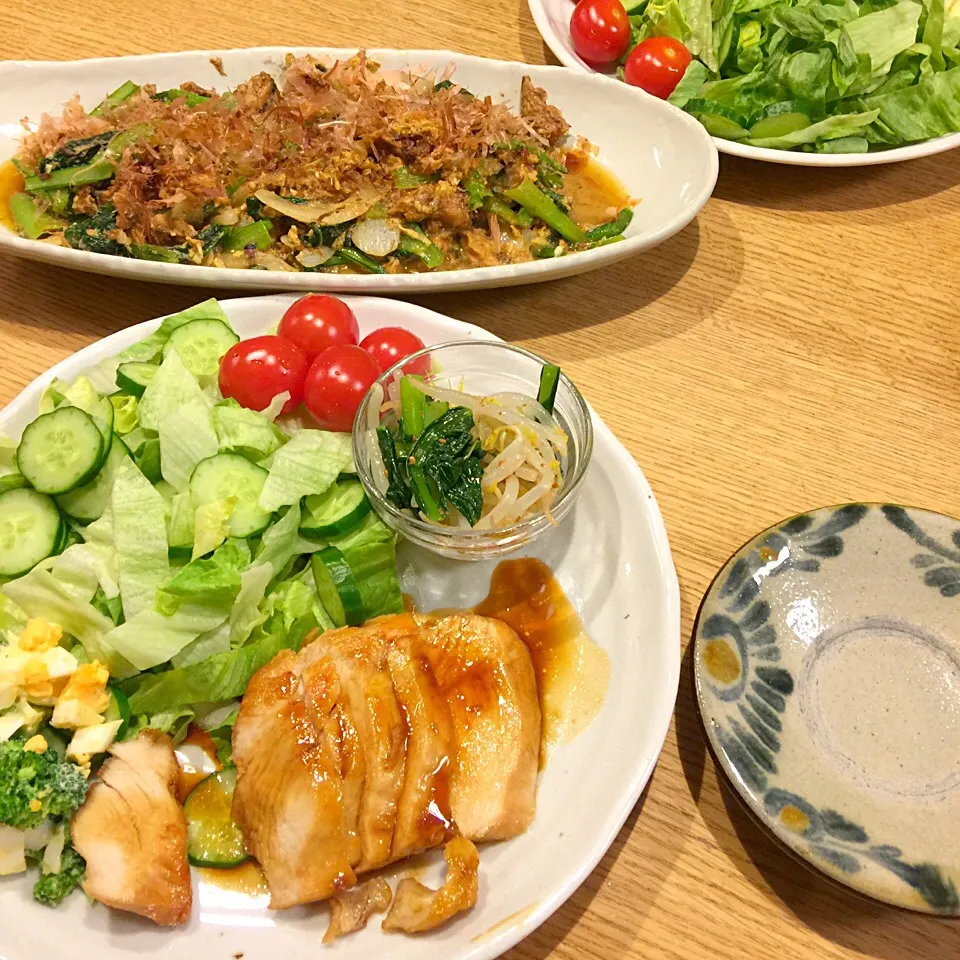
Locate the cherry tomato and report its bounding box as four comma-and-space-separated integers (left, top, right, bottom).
276, 294, 360, 360
219, 335, 308, 415
569, 0, 631, 66
623, 37, 692, 99
359, 327, 429, 376
303, 345, 382, 432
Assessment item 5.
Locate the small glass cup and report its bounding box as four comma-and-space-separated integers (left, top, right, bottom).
352, 339, 594, 561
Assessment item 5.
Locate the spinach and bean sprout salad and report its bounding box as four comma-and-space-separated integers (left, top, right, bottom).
370, 365, 568, 529
569, 0, 960, 154
4, 51, 634, 272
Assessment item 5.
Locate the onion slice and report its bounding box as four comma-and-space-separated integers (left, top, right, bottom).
351, 219, 400, 257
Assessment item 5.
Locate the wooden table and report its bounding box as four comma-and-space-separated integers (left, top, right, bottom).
1, 3, 958, 958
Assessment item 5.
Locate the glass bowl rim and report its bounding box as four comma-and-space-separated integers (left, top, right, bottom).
351, 338, 594, 542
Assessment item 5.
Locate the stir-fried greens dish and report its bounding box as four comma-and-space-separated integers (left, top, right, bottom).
6, 52, 634, 271
570, 0, 960, 153
371, 367, 568, 529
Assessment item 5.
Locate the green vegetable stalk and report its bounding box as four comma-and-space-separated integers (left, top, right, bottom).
397, 228, 444, 267
338, 246, 386, 274
392, 166, 438, 189
400, 376, 426, 438
222, 220, 273, 252
504, 179, 588, 243
8, 193, 62, 240
90, 80, 140, 117
585, 208, 633, 242
482, 196, 534, 227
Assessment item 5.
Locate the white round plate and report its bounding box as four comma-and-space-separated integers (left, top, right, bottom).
527, 0, 960, 167
0, 47, 717, 291
0, 295, 681, 960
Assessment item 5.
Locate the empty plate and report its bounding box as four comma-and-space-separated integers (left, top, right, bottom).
695, 503, 960, 914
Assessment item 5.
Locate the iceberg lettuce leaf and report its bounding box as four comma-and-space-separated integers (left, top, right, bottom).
110, 458, 169, 622
258, 432, 352, 512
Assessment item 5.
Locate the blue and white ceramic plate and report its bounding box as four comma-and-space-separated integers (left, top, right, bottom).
695, 503, 960, 915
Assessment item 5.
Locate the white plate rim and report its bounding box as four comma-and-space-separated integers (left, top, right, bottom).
525, 0, 960, 168
0, 293, 681, 960
0, 48, 717, 291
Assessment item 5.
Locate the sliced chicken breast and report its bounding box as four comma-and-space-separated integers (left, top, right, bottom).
387, 625, 457, 861
416, 614, 541, 841
232, 649, 356, 909
305, 616, 410, 872
71, 730, 191, 926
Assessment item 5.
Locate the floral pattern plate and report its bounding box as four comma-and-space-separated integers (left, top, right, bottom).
694, 503, 960, 914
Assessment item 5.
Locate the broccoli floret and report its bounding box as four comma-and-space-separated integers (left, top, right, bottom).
0, 739, 89, 830
33, 842, 86, 907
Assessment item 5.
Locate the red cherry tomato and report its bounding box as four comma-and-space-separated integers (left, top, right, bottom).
569, 0, 631, 66
303, 345, 382, 432
276, 294, 360, 360
623, 37, 692, 99
359, 327, 430, 376
219, 335, 308, 415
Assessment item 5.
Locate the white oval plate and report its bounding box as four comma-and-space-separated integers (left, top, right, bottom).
0, 48, 717, 292
0, 295, 681, 960
527, 0, 960, 168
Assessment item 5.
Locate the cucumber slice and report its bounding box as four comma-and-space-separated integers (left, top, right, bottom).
115, 361, 159, 398
17, 406, 104, 494
189, 453, 272, 538
88, 396, 115, 474
184, 767, 249, 868
537, 363, 560, 414
0, 487, 64, 577
300, 480, 371, 540
104, 686, 131, 739
0, 474, 29, 494
162, 319, 239, 378
134, 438, 162, 483
55, 437, 129, 523
312, 546, 364, 627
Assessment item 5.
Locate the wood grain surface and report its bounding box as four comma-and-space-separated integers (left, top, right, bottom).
1, 3, 958, 958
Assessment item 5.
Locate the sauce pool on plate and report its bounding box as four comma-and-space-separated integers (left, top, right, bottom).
474, 557, 610, 760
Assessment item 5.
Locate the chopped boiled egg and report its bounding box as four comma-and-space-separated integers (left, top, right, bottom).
0, 825, 26, 877
0, 710, 23, 742
66, 719, 122, 763
0, 643, 79, 707
0, 698, 45, 742
52, 662, 110, 730
18, 618, 63, 653
0, 671, 16, 711
15, 698, 45, 735
42, 824, 66, 875
22, 819, 53, 852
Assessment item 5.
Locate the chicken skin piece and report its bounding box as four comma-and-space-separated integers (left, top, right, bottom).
417, 614, 541, 840
232, 649, 356, 909
71, 730, 192, 926
382, 836, 480, 933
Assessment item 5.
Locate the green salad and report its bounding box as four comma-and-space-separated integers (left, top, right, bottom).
630, 0, 960, 152
0, 297, 404, 905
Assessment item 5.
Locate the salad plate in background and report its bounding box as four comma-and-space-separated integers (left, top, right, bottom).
0, 294, 680, 960
0, 47, 717, 291
529, 0, 960, 166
